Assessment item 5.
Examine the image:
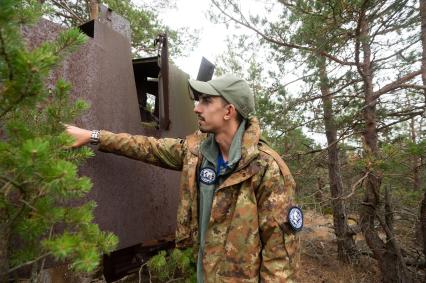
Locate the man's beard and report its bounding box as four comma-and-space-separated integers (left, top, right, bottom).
198, 126, 212, 133
197, 116, 210, 133
198, 123, 215, 134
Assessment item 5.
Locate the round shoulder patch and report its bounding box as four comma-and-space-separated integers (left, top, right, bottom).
288, 206, 303, 232
199, 167, 217, 185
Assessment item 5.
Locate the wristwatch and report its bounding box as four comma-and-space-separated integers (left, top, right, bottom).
90, 130, 101, 145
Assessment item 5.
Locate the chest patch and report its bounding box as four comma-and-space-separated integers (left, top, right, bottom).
199, 167, 217, 185
288, 206, 303, 232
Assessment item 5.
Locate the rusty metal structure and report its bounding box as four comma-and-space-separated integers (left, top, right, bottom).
23, 6, 214, 282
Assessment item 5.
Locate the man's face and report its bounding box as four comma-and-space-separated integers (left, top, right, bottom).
193, 94, 228, 133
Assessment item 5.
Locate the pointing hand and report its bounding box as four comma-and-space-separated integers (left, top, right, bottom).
64, 124, 92, 147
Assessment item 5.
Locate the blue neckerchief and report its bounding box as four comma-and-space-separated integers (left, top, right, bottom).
217, 152, 228, 175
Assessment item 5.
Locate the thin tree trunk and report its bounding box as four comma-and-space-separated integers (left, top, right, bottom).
384, 186, 393, 234
358, 9, 411, 282
315, 177, 324, 204
410, 118, 421, 190
0, 223, 10, 283
318, 57, 357, 263
89, 0, 99, 20
421, 189, 426, 272
419, 0, 426, 269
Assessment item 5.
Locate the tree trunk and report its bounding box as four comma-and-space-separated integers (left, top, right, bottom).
89, 0, 99, 20
421, 190, 426, 271
419, 0, 426, 267
410, 118, 421, 190
358, 11, 411, 282
0, 223, 10, 283
315, 177, 324, 204
318, 57, 357, 263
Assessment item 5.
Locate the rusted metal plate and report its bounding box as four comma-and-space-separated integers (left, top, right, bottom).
167, 64, 198, 137
21, 19, 197, 252
98, 4, 132, 42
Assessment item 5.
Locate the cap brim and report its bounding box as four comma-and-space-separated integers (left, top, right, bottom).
188, 79, 220, 100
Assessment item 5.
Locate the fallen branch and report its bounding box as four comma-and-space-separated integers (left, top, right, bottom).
7, 253, 51, 273
138, 261, 148, 283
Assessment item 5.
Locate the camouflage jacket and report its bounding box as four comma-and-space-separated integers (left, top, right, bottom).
99, 117, 299, 282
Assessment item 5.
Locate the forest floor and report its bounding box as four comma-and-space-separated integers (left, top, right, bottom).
297, 210, 380, 283
38, 209, 425, 282
115, 210, 383, 283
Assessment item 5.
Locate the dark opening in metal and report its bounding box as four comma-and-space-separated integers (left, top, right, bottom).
103, 235, 175, 282
197, 57, 215, 82
132, 57, 160, 128
78, 20, 95, 38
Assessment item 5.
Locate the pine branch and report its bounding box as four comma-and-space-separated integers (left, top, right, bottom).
7, 204, 26, 227
369, 0, 413, 39
53, 31, 84, 57
7, 252, 51, 273
329, 79, 364, 96
386, 106, 425, 117
278, 0, 317, 16
19, 198, 39, 212
0, 28, 14, 81
372, 70, 422, 99
39, 225, 55, 273
399, 84, 426, 90
275, 117, 323, 137
50, 0, 84, 24
0, 65, 36, 119
53, 11, 76, 20
281, 72, 316, 88
377, 111, 424, 131
0, 175, 24, 192
373, 39, 421, 64
297, 125, 363, 156
0, 1, 117, 277
211, 0, 358, 66
330, 171, 370, 200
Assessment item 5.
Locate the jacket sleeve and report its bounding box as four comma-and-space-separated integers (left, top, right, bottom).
98, 130, 185, 171
257, 159, 299, 282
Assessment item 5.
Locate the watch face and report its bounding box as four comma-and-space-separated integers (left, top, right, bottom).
90, 130, 100, 144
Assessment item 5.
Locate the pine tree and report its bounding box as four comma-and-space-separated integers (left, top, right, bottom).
147, 248, 196, 282
211, 0, 423, 280
0, 0, 118, 281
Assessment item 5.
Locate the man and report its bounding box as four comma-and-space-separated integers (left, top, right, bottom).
66, 74, 302, 282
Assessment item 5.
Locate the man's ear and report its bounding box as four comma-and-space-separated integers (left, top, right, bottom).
224, 104, 237, 120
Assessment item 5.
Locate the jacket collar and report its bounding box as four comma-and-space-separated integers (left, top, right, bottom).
199, 119, 246, 170
186, 117, 261, 171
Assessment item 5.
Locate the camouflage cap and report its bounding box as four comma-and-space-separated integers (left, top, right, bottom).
188, 74, 255, 118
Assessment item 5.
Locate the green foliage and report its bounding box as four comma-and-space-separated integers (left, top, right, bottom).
147, 248, 196, 282
380, 133, 426, 192
211, 5, 425, 275
0, 0, 117, 278
213, 33, 324, 201
44, 0, 199, 58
